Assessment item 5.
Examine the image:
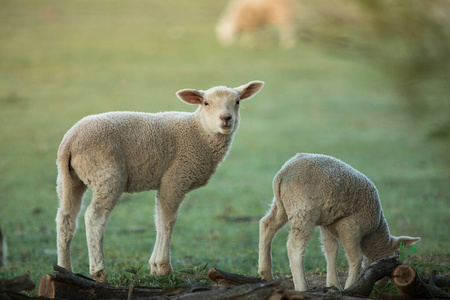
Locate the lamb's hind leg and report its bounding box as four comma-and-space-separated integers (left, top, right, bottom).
287, 222, 315, 291
85, 183, 122, 283
258, 198, 288, 280
56, 173, 87, 272
320, 227, 341, 289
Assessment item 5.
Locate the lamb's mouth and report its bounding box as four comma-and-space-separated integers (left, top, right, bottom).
220, 125, 232, 132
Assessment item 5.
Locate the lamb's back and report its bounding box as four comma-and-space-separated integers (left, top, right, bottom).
278, 153, 380, 226
63, 111, 198, 192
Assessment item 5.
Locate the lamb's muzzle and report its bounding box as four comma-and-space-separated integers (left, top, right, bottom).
220, 114, 232, 122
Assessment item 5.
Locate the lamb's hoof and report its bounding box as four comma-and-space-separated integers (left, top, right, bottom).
258, 270, 273, 281
324, 286, 340, 295
92, 269, 108, 283
150, 262, 172, 276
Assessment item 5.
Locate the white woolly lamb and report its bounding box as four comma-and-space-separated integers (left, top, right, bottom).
216, 0, 296, 49
56, 81, 264, 283
258, 153, 420, 291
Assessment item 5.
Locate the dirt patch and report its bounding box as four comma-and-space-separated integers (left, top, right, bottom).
276, 270, 349, 291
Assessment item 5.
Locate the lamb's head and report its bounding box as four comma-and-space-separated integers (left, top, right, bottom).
176, 81, 264, 135
365, 235, 421, 267
372, 235, 421, 287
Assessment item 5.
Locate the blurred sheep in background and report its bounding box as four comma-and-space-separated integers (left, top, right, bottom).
216, 0, 296, 49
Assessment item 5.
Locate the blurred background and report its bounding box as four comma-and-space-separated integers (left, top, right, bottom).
1, 0, 449, 288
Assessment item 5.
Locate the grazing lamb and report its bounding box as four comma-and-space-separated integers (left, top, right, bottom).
216, 0, 296, 49
56, 81, 264, 283
258, 153, 420, 291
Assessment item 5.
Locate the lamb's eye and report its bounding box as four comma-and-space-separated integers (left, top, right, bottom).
204, 101, 209, 106
236, 100, 240, 106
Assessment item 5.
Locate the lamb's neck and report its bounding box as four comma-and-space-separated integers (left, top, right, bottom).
207, 131, 234, 163
361, 214, 394, 262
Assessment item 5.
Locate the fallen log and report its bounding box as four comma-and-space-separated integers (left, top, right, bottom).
207, 267, 265, 286
0, 274, 36, 300
176, 281, 281, 300
391, 264, 450, 299
342, 256, 402, 298
207, 268, 367, 299
36, 263, 449, 299
422, 273, 450, 288
38, 266, 307, 300
38, 265, 163, 300
0, 274, 35, 294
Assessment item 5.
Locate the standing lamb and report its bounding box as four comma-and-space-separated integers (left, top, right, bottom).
216, 0, 296, 49
56, 81, 264, 283
258, 153, 420, 291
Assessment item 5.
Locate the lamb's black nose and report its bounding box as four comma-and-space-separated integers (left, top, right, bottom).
220, 114, 232, 122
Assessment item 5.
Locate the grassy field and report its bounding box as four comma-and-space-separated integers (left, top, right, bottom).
1, 0, 449, 293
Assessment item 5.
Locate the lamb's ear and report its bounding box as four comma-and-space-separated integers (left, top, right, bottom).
176, 89, 205, 105
234, 80, 264, 100
391, 236, 421, 250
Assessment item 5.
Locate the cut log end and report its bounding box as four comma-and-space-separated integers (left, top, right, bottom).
391, 265, 416, 287
391, 265, 450, 299
38, 274, 55, 298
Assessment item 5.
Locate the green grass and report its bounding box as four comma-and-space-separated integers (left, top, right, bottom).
1, 0, 449, 294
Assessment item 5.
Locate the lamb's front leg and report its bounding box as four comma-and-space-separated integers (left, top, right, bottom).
149, 187, 184, 275
340, 235, 363, 289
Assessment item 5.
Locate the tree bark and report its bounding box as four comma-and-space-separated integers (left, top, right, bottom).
342, 256, 402, 298
207, 268, 366, 300
207, 267, 265, 286
391, 264, 450, 299
421, 274, 450, 288
33, 263, 450, 300
38, 265, 163, 300
0, 274, 36, 300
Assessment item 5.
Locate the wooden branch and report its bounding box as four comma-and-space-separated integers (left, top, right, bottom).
207, 267, 264, 286
391, 265, 450, 299
176, 281, 279, 300
30, 263, 450, 300
38, 265, 163, 300
207, 268, 367, 299
343, 256, 402, 298
38, 266, 311, 300
421, 274, 450, 288
0, 274, 35, 294
0, 275, 34, 297
0, 274, 36, 300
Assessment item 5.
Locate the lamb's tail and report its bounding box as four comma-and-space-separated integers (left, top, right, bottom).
57, 140, 75, 215
272, 172, 287, 216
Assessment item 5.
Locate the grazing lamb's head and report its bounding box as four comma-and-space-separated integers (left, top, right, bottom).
368, 235, 421, 263
176, 81, 264, 135
372, 236, 421, 287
